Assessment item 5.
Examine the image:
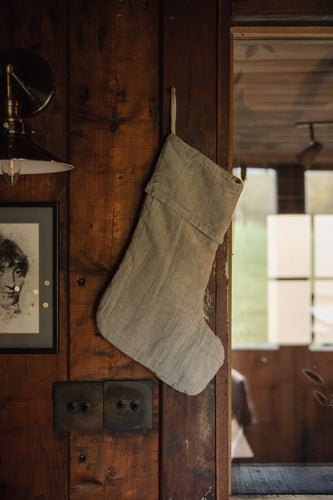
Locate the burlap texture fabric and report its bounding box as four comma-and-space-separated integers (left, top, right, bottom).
97, 134, 243, 395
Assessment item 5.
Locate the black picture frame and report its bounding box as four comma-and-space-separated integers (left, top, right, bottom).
0, 202, 58, 353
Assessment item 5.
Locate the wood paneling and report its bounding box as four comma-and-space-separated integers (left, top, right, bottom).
0, 1, 69, 499
232, 36, 333, 170
232, 346, 333, 463
161, 1, 230, 498
232, 0, 333, 22
216, 0, 234, 497
2, 2, 332, 499
68, 1, 160, 498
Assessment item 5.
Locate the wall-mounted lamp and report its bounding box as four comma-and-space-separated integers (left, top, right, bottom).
0, 49, 73, 185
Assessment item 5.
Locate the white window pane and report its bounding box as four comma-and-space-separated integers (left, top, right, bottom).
268, 280, 311, 344
267, 214, 311, 278
232, 168, 276, 345
312, 280, 333, 345
314, 215, 333, 277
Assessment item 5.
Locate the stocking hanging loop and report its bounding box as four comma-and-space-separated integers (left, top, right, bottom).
170, 86, 176, 134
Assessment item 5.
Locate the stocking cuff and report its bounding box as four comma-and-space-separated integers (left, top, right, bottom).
145, 134, 243, 243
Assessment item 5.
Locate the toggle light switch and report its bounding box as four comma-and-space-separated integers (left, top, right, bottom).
103, 380, 153, 433
54, 382, 103, 432
53, 380, 153, 433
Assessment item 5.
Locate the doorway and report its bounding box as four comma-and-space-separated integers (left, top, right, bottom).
230, 27, 333, 496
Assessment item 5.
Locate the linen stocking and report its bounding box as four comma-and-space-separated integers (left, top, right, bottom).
97, 133, 243, 395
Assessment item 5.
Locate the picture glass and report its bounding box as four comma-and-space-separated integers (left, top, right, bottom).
0, 203, 58, 352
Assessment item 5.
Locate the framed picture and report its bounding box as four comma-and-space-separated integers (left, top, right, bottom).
0, 203, 58, 353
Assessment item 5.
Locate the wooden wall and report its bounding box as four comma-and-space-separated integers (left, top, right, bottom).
0, 1, 226, 498
0, 2, 69, 499
68, 2, 160, 498
0, 1, 332, 499
233, 347, 333, 463
161, 2, 222, 498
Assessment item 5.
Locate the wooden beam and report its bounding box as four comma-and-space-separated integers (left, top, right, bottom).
0, 1, 70, 498
68, 1, 160, 498
161, 0, 220, 498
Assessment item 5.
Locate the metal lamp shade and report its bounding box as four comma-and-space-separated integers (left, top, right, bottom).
0, 134, 73, 174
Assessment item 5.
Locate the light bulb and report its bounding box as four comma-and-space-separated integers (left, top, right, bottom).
1, 159, 21, 185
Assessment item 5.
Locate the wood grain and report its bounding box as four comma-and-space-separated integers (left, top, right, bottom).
68, 1, 160, 498
0, 1, 69, 499
216, 0, 234, 496
232, 346, 333, 463
1, 2, 332, 499
232, 0, 333, 18
161, 1, 221, 498
232, 36, 333, 170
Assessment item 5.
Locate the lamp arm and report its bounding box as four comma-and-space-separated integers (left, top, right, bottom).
6, 64, 14, 100
10, 69, 38, 104
6, 64, 38, 105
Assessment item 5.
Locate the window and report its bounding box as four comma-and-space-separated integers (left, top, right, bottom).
232, 169, 333, 346
306, 171, 333, 345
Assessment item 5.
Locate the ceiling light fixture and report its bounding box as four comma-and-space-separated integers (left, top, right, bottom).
295, 121, 333, 169
0, 49, 73, 185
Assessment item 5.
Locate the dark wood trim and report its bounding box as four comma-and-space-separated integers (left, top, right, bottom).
230, 26, 333, 36
216, 0, 233, 497
232, 0, 333, 22
231, 14, 333, 26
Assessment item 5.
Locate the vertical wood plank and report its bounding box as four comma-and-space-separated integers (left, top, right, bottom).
293, 347, 333, 462
68, 1, 160, 498
0, 1, 69, 499
232, 347, 298, 462
216, 1, 233, 497
232, 347, 333, 463
161, 1, 219, 498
